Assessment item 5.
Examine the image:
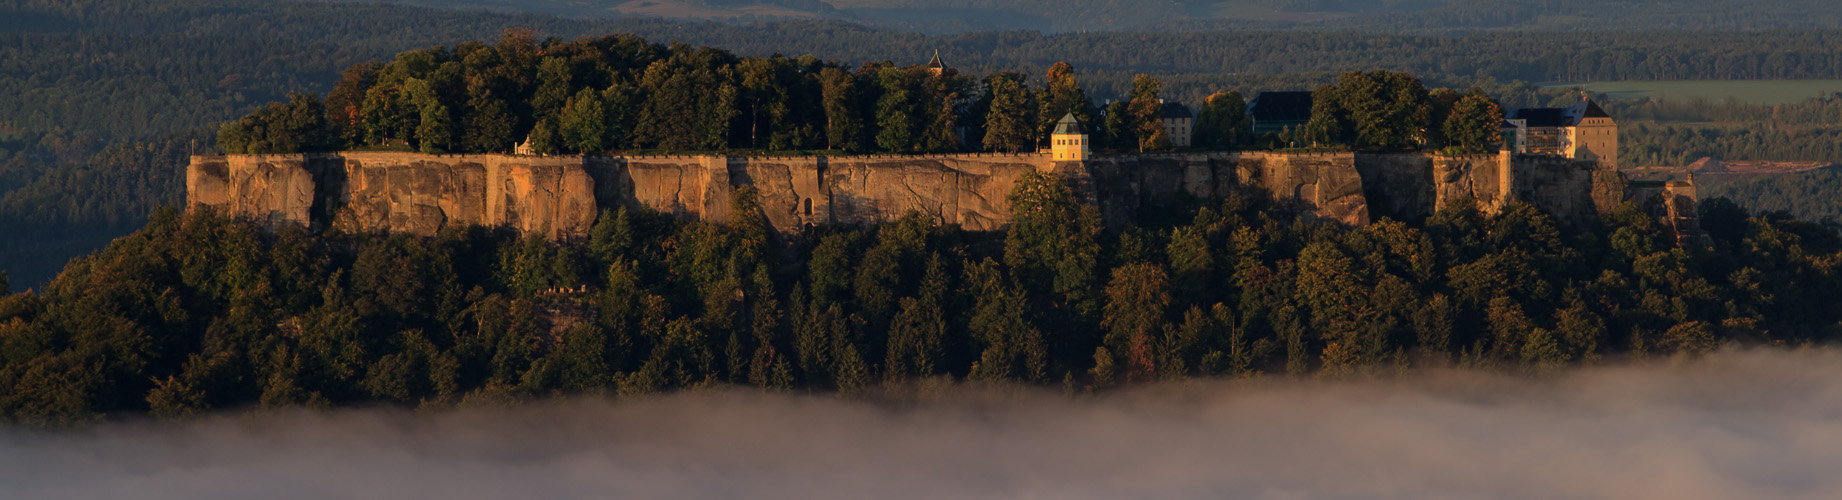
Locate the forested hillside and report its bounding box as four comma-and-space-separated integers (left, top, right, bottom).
1611, 94, 1842, 167
1705, 168, 1842, 222
8, 0, 1842, 290
369, 0, 1842, 33
0, 170, 1828, 425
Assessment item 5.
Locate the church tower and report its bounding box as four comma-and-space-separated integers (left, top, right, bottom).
1050, 113, 1089, 161
926, 50, 948, 76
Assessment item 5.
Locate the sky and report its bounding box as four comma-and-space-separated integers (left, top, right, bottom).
4, 347, 1841, 499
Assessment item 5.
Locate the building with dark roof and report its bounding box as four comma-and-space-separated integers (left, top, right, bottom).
1050, 113, 1089, 161
1503, 98, 1617, 167
1159, 101, 1193, 148
1247, 91, 1314, 136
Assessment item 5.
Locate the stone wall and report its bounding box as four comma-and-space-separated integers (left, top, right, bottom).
1084, 152, 1371, 226
187, 152, 1066, 237
187, 150, 1620, 237
1502, 153, 1601, 226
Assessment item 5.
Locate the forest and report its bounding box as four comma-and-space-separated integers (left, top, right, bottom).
213, 33, 1505, 157
1608, 94, 1842, 167
0, 170, 1831, 425
7, 0, 1842, 279
6, 0, 1842, 426
370, 0, 1842, 33
1706, 168, 1842, 223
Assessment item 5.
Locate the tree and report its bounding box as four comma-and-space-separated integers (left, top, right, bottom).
324, 62, 381, 148
885, 256, 949, 380
559, 88, 608, 153
875, 66, 923, 152
404, 79, 453, 154
1101, 262, 1171, 383
738, 56, 796, 149
1102, 99, 1132, 150
1296, 242, 1379, 370
921, 71, 969, 153
532, 57, 574, 125
1038, 62, 1096, 145
981, 73, 1036, 153
636, 48, 739, 150
1193, 91, 1249, 149
1444, 90, 1505, 153
1166, 225, 1214, 300
217, 93, 333, 154
1005, 171, 1102, 361
461, 77, 517, 153
359, 82, 414, 147
965, 260, 1047, 383
1486, 296, 1535, 360
1307, 70, 1432, 149
818, 66, 864, 152
1127, 74, 1169, 152
526, 119, 561, 154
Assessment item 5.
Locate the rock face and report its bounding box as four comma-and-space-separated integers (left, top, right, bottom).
1086, 152, 1373, 226
186, 155, 317, 227
186, 150, 1625, 236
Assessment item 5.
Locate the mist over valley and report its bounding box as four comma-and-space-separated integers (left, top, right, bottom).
6, 348, 1840, 499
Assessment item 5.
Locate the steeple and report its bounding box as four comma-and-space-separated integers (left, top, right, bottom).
926, 49, 947, 75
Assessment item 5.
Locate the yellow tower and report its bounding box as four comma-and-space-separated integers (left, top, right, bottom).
1564, 98, 1618, 168
1050, 113, 1089, 161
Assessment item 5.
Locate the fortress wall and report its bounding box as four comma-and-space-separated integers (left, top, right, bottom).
186, 150, 1615, 237
725, 156, 826, 229
1431, 154, 1507, 212
334, 153, 596, 238
1084, 152, 1371, 226
1356, 153, 1434, 222
824, 154, 1053, 231
185, 154, 318, 228
1085, 152, 1234, 226
1503, 154, 1600, 226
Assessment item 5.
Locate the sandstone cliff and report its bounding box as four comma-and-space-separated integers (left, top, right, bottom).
186, 150, 1619, 237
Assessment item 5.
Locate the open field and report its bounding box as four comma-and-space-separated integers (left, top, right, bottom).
1544, 80, 1842, 104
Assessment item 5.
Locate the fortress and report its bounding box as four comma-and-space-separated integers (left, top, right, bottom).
184, 148, 1678, 237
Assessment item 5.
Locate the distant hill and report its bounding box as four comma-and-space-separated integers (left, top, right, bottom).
1704, 166, 1842, 223
364, 0, 1842, 33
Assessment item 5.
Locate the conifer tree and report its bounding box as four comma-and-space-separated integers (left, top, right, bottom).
981, 73, 1036, 153
1101, 262, 1172, 383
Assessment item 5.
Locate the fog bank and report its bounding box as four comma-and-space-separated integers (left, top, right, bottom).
5, 347, 1842, 499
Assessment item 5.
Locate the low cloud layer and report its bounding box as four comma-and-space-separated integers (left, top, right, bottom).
5, 348, 1842, 499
